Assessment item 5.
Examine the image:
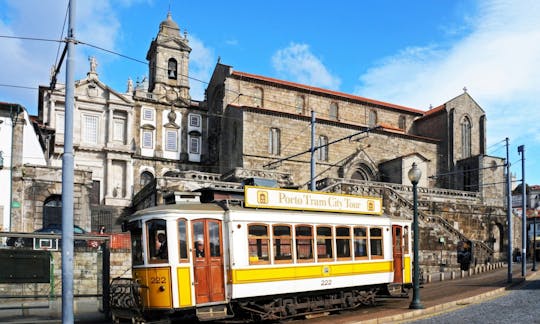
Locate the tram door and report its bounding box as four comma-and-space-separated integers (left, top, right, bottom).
192, 219, 225, 304
392, 225, 404, 283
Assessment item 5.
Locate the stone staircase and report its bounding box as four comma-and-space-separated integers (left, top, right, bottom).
316, 178, 494, 269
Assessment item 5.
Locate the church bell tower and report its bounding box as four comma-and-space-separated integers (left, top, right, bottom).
146, 12, 191, 102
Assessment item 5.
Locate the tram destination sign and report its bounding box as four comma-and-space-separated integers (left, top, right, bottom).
244, 186, 382, 215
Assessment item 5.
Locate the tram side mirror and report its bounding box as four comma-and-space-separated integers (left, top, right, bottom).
121, 221, 127, 232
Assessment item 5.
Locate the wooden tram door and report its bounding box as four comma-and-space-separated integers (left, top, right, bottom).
192, 219, 225, 303
392, 225, 404, 283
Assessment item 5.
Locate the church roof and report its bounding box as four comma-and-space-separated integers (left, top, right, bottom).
231, 70, 425, 115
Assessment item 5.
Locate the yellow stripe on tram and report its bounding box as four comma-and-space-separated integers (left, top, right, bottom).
232, 261, 393, 284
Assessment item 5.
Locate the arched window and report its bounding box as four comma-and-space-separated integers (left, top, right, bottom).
368, 110, 377, 127
461, 116, 472, 158
43, 195, 62, 227
318, 135, 328, 161
168, 58, 177, 79
253, 87, 263, 107
329, 102, 338, 120
269, 128, 281, 155
295, 95, 305, 114
140, 171, 154, 186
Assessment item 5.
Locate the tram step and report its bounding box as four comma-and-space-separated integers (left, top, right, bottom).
196, 304, 230, 321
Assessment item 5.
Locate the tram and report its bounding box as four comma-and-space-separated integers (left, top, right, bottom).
110, 186, 413, 323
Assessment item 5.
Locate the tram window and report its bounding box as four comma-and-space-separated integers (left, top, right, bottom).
370, 227, 383, 259
295, 225, 314, 262
193, 222, 205, 258
248, 224, 270, 264
336, 226, 351, 260
129, 221, 143, 266
208, 221, 221, 257
147, 219, 168, 262
273, 225, 292, 263
178, 219, 188, 261
316, 226, 333, 261
354, 226, 368, 259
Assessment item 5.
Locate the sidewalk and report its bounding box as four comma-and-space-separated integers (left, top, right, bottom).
0, 297, 109, 324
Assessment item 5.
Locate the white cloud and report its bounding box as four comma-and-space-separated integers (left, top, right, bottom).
188, 35, 215, 101
354, 0, 540, 151
0, 0, 128, 113
272, 43, 341, 90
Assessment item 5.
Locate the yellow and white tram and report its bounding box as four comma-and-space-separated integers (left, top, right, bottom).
111, 186, 413, 322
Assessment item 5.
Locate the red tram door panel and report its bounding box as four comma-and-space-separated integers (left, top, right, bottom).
192, 219, 225, 304
392, 225, 404, 283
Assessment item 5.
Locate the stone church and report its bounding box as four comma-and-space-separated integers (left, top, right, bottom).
31, 12, 514, 269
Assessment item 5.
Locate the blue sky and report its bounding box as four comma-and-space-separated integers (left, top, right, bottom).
0, 0, 539, 185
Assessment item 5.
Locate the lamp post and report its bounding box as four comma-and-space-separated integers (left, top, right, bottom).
408, 162, 424, 309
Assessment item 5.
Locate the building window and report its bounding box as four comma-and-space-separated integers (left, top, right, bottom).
143, 108, 154, 121
329, 102, 338, 120
398, 115, 406, 130
295, 225, 314, 262
189, 114, 201, 127
296, 95, 305, 114
354, 226, 368, 259
83, 114, 99, 144
90, 180, 100, 205
253, 87, 263, 107
370, 227, 383, 259
140, 171, 154, 186
268, 128, 281, 155
168, 58, 177, 79
113, 120, 125, 143
336, 226, 351, 259
461, 116, 472, 158
316, 226, 333, 261
189, 137, 201, 154
318, 135, 328, 161
273, 225, 292, 263
248, 224, 270, 264
43, 195, 62, 227
165, 130, 178, 151
56, 113, 64, 134
142, 130, 153, 148
368, 110, 377, 127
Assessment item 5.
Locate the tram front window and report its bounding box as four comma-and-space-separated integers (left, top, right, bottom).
148, 219, 168, 262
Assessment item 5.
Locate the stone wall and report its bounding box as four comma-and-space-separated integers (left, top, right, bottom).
0, 248, 131, 298
227, 107, 439, 189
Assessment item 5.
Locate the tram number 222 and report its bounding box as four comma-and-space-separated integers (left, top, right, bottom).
150, 276, 167, 284
321, 279, 332, 286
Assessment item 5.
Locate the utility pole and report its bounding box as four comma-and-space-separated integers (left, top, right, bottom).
518, 145, 526, 276
506, 137, 513, 283
62, 0, 76, 322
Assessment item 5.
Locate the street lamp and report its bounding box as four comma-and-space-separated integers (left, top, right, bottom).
408, 162, 424, 309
